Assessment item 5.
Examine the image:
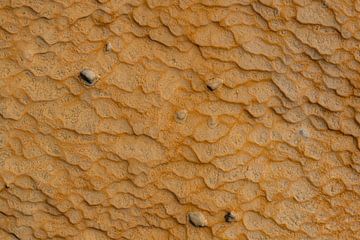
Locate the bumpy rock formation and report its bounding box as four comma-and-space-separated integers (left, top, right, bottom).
1, 0, 360, 239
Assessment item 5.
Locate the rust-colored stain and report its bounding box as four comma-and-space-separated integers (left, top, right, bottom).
1, 0, 360, 239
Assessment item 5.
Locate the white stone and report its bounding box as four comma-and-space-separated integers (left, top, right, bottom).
106, 42, 113, 52
188, 212, 207, 227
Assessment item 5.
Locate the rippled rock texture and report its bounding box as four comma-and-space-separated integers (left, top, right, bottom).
1, 0, 360, 239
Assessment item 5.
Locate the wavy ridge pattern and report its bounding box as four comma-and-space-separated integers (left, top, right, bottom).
1, 0, 360, 239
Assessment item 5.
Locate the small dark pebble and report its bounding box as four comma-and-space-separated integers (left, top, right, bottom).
206, 78, 223, 91
225, 212, 236, 223
207, 85, 214, 91
79, 69, 98, 86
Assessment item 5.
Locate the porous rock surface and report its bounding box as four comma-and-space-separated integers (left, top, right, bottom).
1, 0, 360, 239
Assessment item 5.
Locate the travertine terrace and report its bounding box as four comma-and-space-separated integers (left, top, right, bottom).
1, 0, 360, 239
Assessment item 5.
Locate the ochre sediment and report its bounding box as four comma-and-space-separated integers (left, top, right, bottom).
1, 0, 360, 239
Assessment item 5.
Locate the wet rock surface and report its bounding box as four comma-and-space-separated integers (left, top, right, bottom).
1, 0, 360, 239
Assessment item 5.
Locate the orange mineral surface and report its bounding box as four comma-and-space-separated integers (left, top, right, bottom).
1, 0, 360, 239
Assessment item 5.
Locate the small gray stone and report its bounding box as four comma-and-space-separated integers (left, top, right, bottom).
225, 212, 236, 223
207, 117, 218, 129
79, 69, 98, 86
299, 128, 309, 138
188, 212, 207, 227
206, 78, 223, 91
105, 42, 113, 52
176, 110, 188, 122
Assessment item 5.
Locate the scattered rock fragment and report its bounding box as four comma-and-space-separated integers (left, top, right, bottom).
105, 42, 113, 52
207, 117, 218, 129
321, 0, 328, 8
299, 128, 309, 138
188, 212, 207, 227
79, 69, 98, 86
206, 78, 223, 91
225, 212, 236, 223
176, 110, 188, 122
